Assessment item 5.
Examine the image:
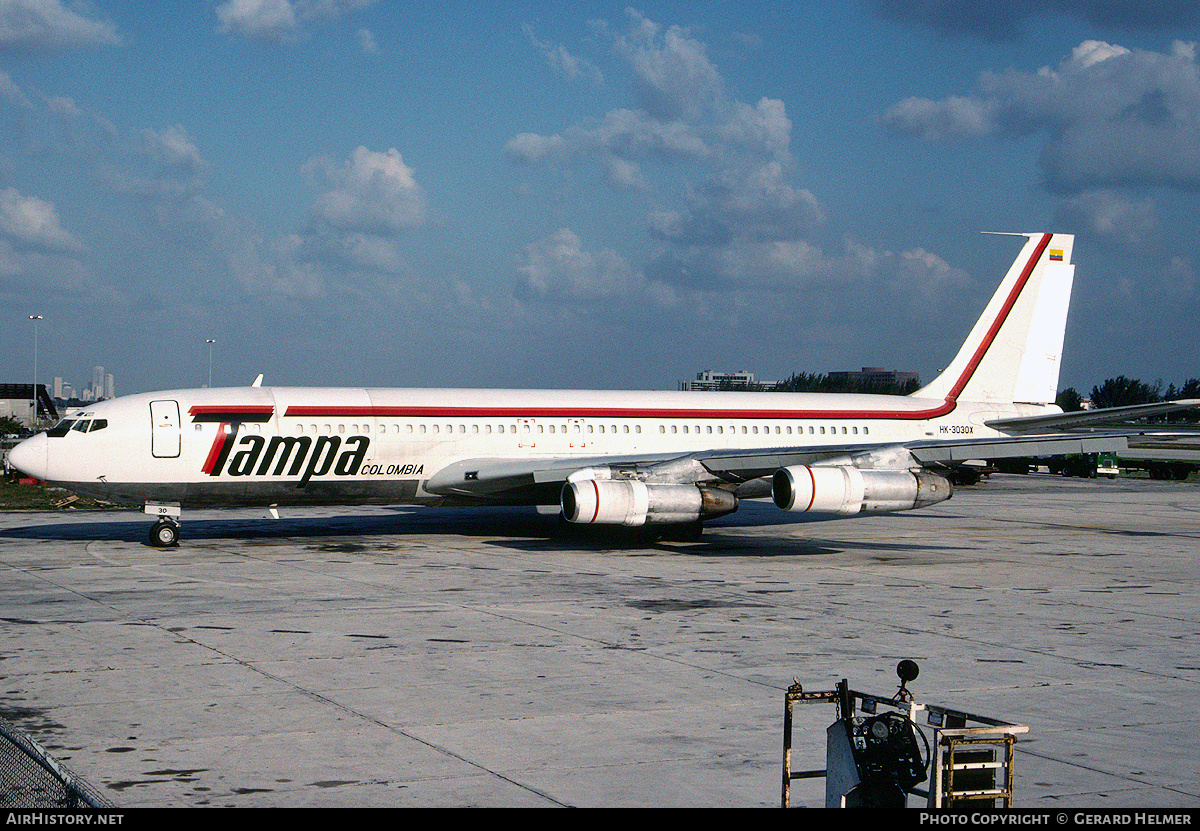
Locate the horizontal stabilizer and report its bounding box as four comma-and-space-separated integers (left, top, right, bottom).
986, 399, 1200, 432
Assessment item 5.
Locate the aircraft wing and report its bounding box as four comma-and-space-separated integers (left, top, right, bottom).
423, 432, 1130, 503
985, 399, 1200, 432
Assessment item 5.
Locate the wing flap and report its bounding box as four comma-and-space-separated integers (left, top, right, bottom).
909, 433, 1128, 463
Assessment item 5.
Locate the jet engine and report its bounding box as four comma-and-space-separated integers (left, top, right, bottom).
561, 479, 738, 526
772, 465, 952, 515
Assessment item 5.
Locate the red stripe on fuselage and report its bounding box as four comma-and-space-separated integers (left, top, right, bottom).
200, 425, 231, 475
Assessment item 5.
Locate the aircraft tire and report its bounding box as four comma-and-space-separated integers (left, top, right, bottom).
149, 519, 180, 548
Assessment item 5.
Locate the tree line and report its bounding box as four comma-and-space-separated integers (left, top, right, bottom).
1057, 376, 1200, 422
707, 372, 921, 394
722, 372, 1197, 423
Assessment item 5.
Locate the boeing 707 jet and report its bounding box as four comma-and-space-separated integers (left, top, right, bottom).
11, 232, 1195, 546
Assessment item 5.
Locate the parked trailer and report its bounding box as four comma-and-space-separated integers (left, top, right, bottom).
1096, 451, 1197, 480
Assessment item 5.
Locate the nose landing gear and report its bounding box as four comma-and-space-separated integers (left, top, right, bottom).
144, 503, 183, 547
149, 518, 180, 547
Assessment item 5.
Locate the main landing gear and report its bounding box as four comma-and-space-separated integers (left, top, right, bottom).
144, 503, 182, 547
149, 518, 180, 547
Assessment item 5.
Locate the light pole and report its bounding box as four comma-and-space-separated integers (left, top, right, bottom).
29, 315, 42, 426
206, 339, 216, 388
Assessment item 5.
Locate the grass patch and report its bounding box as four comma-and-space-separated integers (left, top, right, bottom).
0, 479, 132, 510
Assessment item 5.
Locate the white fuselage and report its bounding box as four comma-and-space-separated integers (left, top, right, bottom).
11, 385, 1050, 509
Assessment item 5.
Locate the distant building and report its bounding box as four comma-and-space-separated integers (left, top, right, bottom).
680, 370, 764, 391
0, 384, 59, 429
826, 367, 920, 388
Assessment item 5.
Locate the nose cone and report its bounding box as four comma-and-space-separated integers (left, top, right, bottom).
7, 432, 48, 480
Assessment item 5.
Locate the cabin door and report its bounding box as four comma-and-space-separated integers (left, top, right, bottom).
150, 399, 181, 458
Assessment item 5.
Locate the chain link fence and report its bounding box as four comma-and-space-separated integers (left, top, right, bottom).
0, 716, 113, 808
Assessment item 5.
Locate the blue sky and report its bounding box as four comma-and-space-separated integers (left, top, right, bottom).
2, 0, 1198, 397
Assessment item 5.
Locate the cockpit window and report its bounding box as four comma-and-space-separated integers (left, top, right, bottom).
47, 419, 75, 437
46, 418, 107, 437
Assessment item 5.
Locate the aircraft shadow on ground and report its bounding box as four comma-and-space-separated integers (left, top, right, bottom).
0, 502, 967, 559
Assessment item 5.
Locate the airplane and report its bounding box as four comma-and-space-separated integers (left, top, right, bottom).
10, 232, 1196, 547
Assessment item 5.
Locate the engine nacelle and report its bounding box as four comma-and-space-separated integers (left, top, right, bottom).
561, 479, 738, 526
772, 465, 952, 515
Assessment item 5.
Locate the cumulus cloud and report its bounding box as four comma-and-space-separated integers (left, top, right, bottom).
523, 23, 603, 84
650, 161, 823, 250
141, 125, 207, 174
504, 132, 567, 164
882, 95, 998, 139
518, 228, 675, 307
614, 8, 722, 121
0, 0, 121, 52
512, 9, 825, 294
0, 187, 82, 252
0, 70, 31, 108
884, 40, 1200, 192
216, 0, 300, 42
306, 146, 426, 235
1056, 189, 1158, 248
357, 27, 376, 54
216, 0, 374, 43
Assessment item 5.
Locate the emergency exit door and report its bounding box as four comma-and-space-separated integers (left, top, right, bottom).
150, 400, 181, 458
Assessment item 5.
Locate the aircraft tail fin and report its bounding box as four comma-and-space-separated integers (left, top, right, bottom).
914, 232, 1075, 406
